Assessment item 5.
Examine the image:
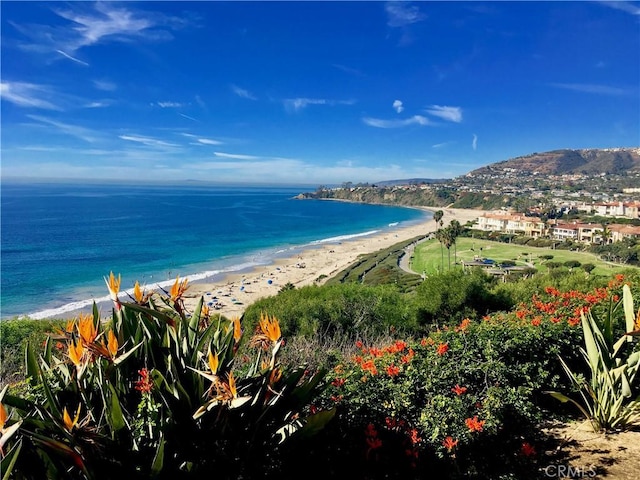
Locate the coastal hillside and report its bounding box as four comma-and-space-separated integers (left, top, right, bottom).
468, 147, 640, 176
298, 147, 640, 210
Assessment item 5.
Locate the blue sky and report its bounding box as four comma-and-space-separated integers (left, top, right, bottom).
1, 1, 639, 185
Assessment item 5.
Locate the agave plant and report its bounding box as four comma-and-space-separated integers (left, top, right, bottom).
2, 273, 334, 479
547, 284, 640, 432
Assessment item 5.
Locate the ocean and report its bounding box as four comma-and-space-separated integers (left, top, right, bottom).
1, 181, 428, 320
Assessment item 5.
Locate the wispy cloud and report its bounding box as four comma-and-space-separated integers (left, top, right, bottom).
93, 79, 117, 91
12, 2, 184, 60
385, 2, 426, 27
26, 114, 101, 142
549, 82, 630, 96
0, 81, 61, 110
213, 151, 260, 160
156, 101, 186, 108
284, 97, 355, 112
84, 100, 112, 108
432, 142, 453, 149
56, 49, 89, 65
119, 134, 180, 148
426, 105, 463, 123
472, 134, 478, 151
332, 63, 365, 76
599, 1, 640, 16
362, 115, 432, 128
179, 113, 199, 122
231, 84, 257, 100
196, 138, 223, 145
393, 100, 404, 113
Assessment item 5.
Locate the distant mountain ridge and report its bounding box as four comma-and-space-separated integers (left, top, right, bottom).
468, 148, 640, 176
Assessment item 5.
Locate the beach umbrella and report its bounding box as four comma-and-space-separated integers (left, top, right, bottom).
267, 279, 273, 285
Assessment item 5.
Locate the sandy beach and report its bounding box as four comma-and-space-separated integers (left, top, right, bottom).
182, 207, 486, 319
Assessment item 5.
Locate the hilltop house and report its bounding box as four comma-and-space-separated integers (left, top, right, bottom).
591, 201, 640, 219
476, 213, 546, 237
475, 212, 640, 245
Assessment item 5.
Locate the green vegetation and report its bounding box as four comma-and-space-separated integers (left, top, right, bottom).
3, 263, 640, 479
0, 318, 66, 386
324, 236, 425, 291
412, 237, 633, 277
548, 284, 640, 432
1, 276, 330, 479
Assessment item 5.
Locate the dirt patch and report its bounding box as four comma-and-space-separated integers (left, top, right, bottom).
539, 420, 640, 479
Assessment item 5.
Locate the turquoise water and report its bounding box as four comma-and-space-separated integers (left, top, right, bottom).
1, 182, 428, 319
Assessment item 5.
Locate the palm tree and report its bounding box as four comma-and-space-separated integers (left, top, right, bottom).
435, 228, 445, 272
600, 221, 612, 245
433, 210, 444, 229
443, 227, 454, 270
448, 220, 463, 265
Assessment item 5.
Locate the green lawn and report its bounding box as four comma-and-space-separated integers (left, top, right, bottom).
411, 237, 635, 277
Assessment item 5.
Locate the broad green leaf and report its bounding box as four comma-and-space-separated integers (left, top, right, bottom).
25, 341, 39, 387
294, 408, 336, 438
581, 312, 600, 374
1, 439, 22, 480
623, 284, 635, 343
108, 384, 126, 432
0, 421, 22, 450
113, 341, 143, 366
150, 436, 165, 476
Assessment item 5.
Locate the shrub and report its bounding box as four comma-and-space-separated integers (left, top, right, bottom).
1, 274, 332, 479
564, 260, 582, 269
309, 277, 631, 478
548, 283, 640, 432
242, 283, 416, 341
412, 269, 512, 328
0, 318, 66, 386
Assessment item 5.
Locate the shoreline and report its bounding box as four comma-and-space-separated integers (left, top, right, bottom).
19, 206, 485, 321
181, 207, 484, 320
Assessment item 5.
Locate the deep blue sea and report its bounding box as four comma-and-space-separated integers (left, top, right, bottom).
1, 182, 428, 319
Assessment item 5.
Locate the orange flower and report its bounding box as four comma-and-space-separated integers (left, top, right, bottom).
170, 275, 189, 301
104, 271, 122, 307
208, 351, 219, 374
258, 313, 281, 343
443, 436, 458, 451
77, 313, 97, 345
465, 416, 485, 432
228, 372, 238, 397
269, 368, 282, 386
232, 317, 242, 342
62, 405, 81, 432
531, 318, 541, 327
106, 330, 118, 358
386, 364, 400, 377
436, 342, 449, 356
451, 384, 467, 395
133, 281, 144, 303
68, 339, 85, 366
0, 402, 7, 431
361, 359, 378, 376
456, 318, 471, 333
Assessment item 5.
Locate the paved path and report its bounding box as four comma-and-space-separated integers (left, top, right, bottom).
398, 235, 431, 274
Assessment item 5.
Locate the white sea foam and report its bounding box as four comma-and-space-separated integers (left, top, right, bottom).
310, 230, 380, 244
25, 264, 263, 320
22, 222, 413, 320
